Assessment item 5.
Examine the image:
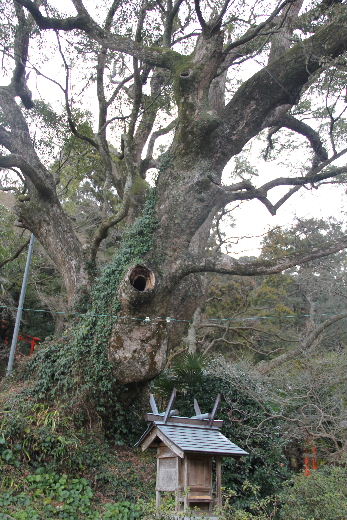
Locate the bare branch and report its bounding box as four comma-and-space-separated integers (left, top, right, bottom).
11, 3, 34, 108
89, 203, 129, 265
163, 0, 185, 46
178, 234, 347, 281
128, 60, 142, 138
16, 0, 182, 69
210, 0, 232, 34
0, 237, 30, 270
264, 113, 328, 163
260, 164, 347, 193
194, 0, 207, 33
155, 0, 165, 14
172, 30, 201, 46
94, 40, 116, 184
128, 2, 148, 139
271, 185, 301, 213
15, 0, 94, 31
134, 71, 173, 166
223, 0, 296, 54
143, 118, 177, 168
257, 312, 347, 375
106, 73, 134, 108
172, 0, 185, 19
54, 31, 99, 150
103, 0, 122, 30
215, 151, 347, 215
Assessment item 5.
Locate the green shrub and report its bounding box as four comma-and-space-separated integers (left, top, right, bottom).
0, 433, 20, 467
0, 467, 146, 520
278, 466, 347, 520
0, 470, 94, 519
103, 501, 143, 519
26, 471, 93, 512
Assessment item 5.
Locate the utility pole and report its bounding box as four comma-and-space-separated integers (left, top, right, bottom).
6, 234, 35, 376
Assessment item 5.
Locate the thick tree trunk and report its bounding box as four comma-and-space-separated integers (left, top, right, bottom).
108, 156, 221, 383
15, 188, 90, 308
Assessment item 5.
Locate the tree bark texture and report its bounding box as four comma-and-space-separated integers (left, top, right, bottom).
2, 1, 347, 387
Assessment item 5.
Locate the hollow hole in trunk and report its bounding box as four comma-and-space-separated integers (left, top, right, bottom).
129, 265, 155, 292
133, 275, 146, 291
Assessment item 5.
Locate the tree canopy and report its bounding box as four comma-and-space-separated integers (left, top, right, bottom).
1, 0, 347, 388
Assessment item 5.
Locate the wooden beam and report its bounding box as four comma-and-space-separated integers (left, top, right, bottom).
141, 428, 160, 451
190, 413, 210, 419
150, 393, 159, 414
194, 398, 201, 416
216, 457, 222, 508
209, 394, 221, 426
156, 491, 161, 508
140, 427, 184, 457
145, 413, 224, 429
163, 388, 177, 423
156, 455, 161, 507
183, 457, 188, 511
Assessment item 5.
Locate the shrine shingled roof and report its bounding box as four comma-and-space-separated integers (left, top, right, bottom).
155, 423, 248, 457
135, 390, 248, 458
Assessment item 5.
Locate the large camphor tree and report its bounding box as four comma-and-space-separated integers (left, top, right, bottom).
1, 0, 347, 390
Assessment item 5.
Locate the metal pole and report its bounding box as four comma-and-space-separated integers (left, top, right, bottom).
6, 234, 35, 376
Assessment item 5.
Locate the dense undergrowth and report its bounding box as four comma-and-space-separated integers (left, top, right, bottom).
1, 355, 346, 519
0, 396, 155, 519
0, 468, 143, 520
0, 192, 346, 519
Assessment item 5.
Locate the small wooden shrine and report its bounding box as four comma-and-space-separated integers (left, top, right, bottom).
136, 389, 248, 513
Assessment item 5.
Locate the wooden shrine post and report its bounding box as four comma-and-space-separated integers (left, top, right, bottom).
216, 457, 222, 508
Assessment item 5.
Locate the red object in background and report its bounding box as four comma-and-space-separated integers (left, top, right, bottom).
18, 334, 41, 354
1, 320, 41, 354
304, 456, 311, 476
304, 445, 319, 476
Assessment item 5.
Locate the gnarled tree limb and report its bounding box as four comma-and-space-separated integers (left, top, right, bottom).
213, 11, 347, 168
0, 237, 30, 270
178, 234, 347, 280
11, 3, 34, 109
256, 312, 347, 375
264, 113, 328, 163
0, 153, 50, 196
215, 162, 347, 215
15, 0, 183, 69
